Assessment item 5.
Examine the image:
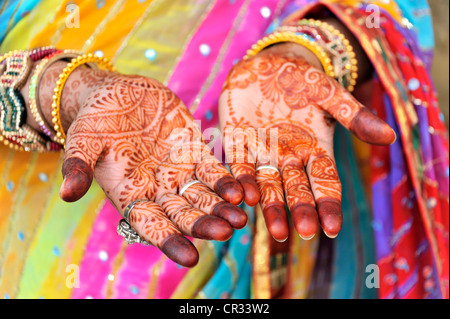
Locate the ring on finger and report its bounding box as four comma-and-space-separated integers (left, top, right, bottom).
179, 180, 201, 197
123, 199, 147, 223
117, 219, 150, 246
118, 199, 150, 246
256, 165, 280, 174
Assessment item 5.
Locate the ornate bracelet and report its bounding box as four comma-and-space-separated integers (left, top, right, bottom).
244, 31, 336, 78
0, 50, 50, 152
295, 19, 358, 92
0, 48, 85, 152
0, 51, 31, 132
51, 53, 115, 146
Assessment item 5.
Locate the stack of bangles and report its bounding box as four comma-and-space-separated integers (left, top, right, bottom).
244, 18, 359, 92
0, 47, 115, 152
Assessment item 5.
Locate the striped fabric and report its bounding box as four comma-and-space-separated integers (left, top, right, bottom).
0, 0, 447, 299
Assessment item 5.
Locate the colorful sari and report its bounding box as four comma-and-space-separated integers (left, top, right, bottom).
0, 0, 447, 299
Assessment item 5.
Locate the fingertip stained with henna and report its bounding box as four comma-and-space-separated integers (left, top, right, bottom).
263, 203, 289, 242
160, 234, 199, 268
237, 174, 261, 206
215, 176, 244, 205
211, 201, 248, 229
192, 215, 233, 241
290, 203, 319, 240
316, 198, 343, 238
350, 108, 396, 145
60, 157, 94, 202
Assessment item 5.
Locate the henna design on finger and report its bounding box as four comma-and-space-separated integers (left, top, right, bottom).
282, 164, 315, 208
157, 193, 233, 241
182, 182, 222, 210
182, 181, 247, 229
256, 170, 285, 209
158, 193, 206, 235
256, 169, 289, 241
309, 155, 342, 201
128, 201, 180, 248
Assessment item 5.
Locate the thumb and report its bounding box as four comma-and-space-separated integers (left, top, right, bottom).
349, 107, 397, 146
60, 128, 104, 202
320, 82, 396, 146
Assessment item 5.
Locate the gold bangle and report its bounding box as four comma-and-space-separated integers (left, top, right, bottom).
244, 31, 336, 78
51, 53, 115, 146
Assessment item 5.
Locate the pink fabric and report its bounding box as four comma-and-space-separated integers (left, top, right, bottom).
111, 244, 163, 299
154, 259, 190, 298
71, 200, 123, 299
193, 0, 285, 127
112, 243, 189, 298
71, 200, 189, 299
167, 0, 246, 108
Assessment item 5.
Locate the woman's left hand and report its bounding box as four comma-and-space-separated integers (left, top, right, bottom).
219, 47, 396, 242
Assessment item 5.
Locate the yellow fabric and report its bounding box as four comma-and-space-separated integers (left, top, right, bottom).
171, 241, 217, 298
0, 0, 221, 298
284, 231, 319, 298
114, 0, 216, 81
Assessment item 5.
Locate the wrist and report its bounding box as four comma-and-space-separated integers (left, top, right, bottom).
21, 61, 109, 134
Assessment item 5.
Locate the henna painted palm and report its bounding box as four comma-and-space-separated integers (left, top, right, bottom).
219, 53, 396, 242
61, 73, 246, 267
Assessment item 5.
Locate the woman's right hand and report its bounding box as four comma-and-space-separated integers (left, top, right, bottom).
36, 65, 247, 267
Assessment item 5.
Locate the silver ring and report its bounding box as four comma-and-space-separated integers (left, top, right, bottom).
117, 219, 150, 246
256, 165, 279, 173
179, 180, 201, 196
123, 199, 147, 223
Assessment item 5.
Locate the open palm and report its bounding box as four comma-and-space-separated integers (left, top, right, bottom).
219, 52, 395, 242
61, 73, 246, 267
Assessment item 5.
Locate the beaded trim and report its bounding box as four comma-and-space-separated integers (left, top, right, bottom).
51, 53, 116, 146
0, 50, 49, 152
296, 19, 358, 92
0, 48, 85, 152
0, 52, 32, 132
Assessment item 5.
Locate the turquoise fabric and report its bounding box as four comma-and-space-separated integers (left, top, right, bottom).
395, 0, 434, 50
0, 0, 41, 43
331, 125, 378, 299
